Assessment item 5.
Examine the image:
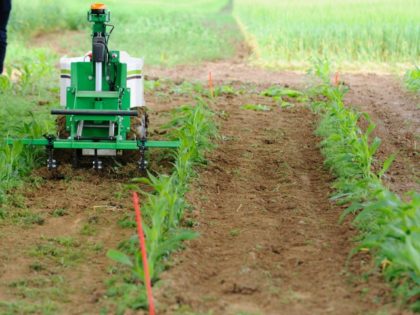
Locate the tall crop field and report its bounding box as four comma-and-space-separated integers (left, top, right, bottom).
235, 0, 420, 70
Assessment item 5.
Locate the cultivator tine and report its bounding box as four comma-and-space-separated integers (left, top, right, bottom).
45, 135, 57, 171
92, 149, 103, 170
138, 138, 148, 172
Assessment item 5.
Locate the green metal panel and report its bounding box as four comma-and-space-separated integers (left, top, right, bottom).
65, 61, 130, 140
76, 91, 120, 98
53, 140, 180, 150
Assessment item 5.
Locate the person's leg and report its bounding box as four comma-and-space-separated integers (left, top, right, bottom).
0, 0, 12, 74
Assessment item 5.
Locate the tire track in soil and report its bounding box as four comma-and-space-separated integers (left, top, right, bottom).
156, 95, 395, 315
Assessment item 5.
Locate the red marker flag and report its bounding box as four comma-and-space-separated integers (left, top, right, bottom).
133, 192, 155, 315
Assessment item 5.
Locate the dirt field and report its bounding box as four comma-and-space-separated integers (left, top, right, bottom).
0, 36, 418, 314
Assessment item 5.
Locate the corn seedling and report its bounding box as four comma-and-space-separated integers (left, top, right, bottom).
261, 86, 303, 98
404, 66, 420, 93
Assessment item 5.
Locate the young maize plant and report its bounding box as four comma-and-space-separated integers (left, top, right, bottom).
0, 118, 54, 206
308, 61, 420, 311
404, 66, 420, 93
106, 101, 217, 313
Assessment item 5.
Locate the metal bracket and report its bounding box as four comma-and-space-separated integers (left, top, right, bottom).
92, 149, 103, 170
76, 120, 84, 139
44, 135, 57, 170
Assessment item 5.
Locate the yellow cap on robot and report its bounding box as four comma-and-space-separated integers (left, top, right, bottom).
91, 3, 106, 10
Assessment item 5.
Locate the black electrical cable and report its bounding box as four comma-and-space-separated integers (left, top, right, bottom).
104, 23, 117, 90
104, 24, 114, 45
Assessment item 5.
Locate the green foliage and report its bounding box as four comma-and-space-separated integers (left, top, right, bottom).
261, 86, 303, 98
309, 60, 420, 310
171, 81, 207, 96
107, 101, 217, 311
235, 0, 420, 69
404, 66, 420, 93
241, 104, 271, 111
29, 237, 83, 267
213, 85, 239, 97
0, 300, 57, 315
261, 86, 303, 108
0, 47, 56, 207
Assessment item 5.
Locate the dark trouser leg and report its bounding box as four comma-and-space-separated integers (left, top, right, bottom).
0, 30, 6, 74
0, 0, 12, 74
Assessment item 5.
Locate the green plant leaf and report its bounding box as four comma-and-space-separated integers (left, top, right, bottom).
107, 249, 133, 267
378, 153, 396, 178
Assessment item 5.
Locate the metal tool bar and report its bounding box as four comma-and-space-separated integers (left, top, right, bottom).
51, 109, 138, 116
6, 138, 181, 149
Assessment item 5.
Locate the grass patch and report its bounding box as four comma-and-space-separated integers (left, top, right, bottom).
0, 300, 57, 315
29, 236, 84, 267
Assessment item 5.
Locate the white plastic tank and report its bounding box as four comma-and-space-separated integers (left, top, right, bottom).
59, 51, 145, 108
59, 55, 87, 107
119, 51, 145, 108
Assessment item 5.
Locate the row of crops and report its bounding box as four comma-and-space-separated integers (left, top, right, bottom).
0, 55, 56, 208
308, 62, 419, 311
105, 102, 217, 313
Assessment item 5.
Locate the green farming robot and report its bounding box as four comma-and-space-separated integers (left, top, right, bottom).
8, 3, 179, 170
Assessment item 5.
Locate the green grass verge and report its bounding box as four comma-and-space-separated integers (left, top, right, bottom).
307, 61, 420, 311
234, 0, 420, 70
105, 101, 217, 313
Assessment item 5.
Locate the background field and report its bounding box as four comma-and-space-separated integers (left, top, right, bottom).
9, 0, 237, 66
235, 0, 420, 70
